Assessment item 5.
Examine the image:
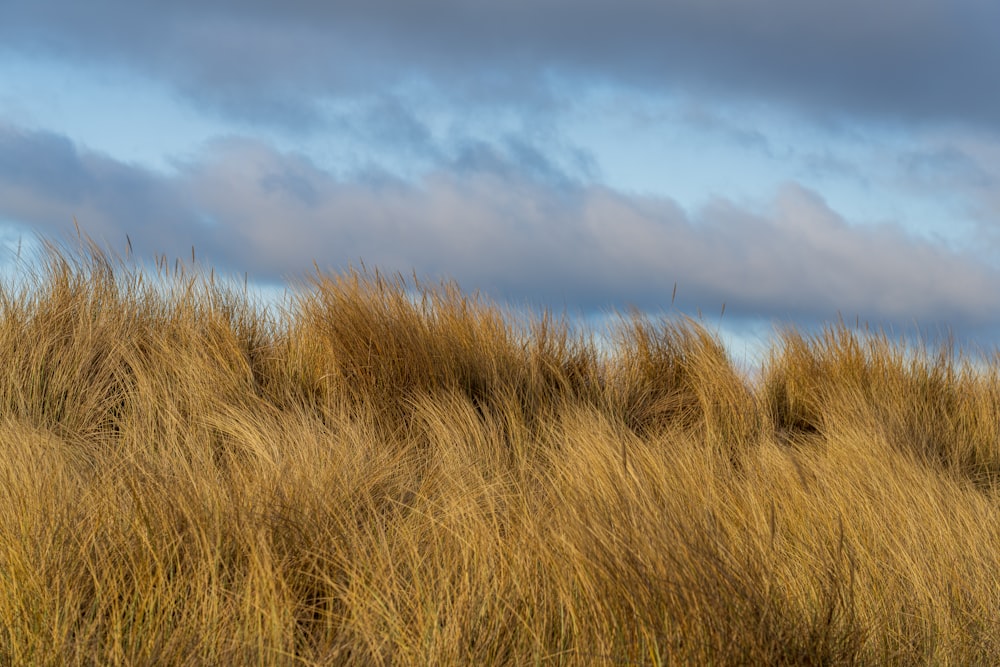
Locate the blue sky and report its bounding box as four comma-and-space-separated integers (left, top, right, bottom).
3, 1, 1000, 357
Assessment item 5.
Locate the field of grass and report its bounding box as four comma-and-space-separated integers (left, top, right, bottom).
2, 235, 1000, 665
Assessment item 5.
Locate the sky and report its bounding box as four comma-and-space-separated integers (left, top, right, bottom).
3, 1, 1000, 360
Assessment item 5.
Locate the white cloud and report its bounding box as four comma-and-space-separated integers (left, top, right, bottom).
169, 139, 1000, 329
2, 122, 999, 341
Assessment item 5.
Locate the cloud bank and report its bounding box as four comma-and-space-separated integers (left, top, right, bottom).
1, 125, 996, 335
3, 1, 999, 129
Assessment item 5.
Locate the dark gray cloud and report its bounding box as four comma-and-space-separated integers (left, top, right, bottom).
3, 1, 999, 130
2, 125, 998, 340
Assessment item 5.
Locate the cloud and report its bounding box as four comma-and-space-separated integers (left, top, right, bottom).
344, 96, 439, 158
4, 1, 999, 130
0, 123, 206, 256
884, 132, 1000, 254
797, 150, 868, 183
673, 103, 773, 155
899, 145, 995, 191
1, 125, 997, 338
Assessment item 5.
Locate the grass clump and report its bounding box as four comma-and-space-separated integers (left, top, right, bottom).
1, 235, 1000, 665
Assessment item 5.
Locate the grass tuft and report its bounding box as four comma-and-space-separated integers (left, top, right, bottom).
1, 235, 1000, 664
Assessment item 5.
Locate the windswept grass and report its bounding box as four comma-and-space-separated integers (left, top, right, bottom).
2, 235, 1000, 665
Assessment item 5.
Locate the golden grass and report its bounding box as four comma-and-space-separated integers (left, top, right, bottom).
2, 235, 1000, 665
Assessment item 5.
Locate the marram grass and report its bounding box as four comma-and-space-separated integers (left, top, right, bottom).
2, 236, 1000, 665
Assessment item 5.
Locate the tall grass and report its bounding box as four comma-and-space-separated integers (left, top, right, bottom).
1, 235, 1000, 665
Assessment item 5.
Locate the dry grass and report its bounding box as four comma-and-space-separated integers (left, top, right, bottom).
2, 235, 1000, 665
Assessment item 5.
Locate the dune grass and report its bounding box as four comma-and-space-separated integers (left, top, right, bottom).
2, 235, 1000, 665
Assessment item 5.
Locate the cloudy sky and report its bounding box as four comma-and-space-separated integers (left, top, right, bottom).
2, 1, 1000, 355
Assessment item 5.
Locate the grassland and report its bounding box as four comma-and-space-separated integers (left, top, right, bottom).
2, 235, 1000, 665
